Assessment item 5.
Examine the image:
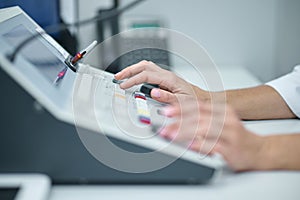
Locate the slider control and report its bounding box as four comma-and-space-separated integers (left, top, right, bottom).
140, 83, 159, 97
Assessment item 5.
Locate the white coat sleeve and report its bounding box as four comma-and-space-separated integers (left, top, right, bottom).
266, 65, 300, 118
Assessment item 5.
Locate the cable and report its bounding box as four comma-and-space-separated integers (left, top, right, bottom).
7, 0, 145, 62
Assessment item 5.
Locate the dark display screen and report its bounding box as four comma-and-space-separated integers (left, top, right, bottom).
0, 188, 19, 200
3, 25, 66, 83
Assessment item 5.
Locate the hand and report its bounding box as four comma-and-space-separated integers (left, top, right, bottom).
114, 60, 210, 104
160, 100, 268, 171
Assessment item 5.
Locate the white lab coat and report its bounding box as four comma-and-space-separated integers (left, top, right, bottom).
266, 65, 300, 118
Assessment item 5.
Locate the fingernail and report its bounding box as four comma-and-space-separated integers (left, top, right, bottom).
168, 131, 178, 140
114, 72, 121, 77
151, 88, 161, 98
164, 131, 177, 141
159, 128, 168, 137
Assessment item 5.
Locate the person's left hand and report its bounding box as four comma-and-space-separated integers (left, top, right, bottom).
159, 100, 268, 171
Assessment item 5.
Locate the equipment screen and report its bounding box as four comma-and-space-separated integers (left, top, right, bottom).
3, 24, 67, 84
0, 188, 19, 200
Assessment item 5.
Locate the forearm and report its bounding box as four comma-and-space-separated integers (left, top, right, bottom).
225, 85, 296, 120
259, 134, 300, 170
193, 84, 296, 120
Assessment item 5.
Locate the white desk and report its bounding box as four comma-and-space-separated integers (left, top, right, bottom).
49, 66, 300, 200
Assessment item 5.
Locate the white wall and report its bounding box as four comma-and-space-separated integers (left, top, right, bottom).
273, 0, 300, 79
77, 0, 300, 82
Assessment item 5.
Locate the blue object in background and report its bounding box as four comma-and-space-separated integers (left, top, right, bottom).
0, 0, 77, 55
0, 0, 60, 36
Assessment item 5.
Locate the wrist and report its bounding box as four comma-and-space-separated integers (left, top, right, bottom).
255, 136, 281, 170
192, 84, 210, 102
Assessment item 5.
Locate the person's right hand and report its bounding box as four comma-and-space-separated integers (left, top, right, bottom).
159, 101, 269, 172
114, 60, 209, 104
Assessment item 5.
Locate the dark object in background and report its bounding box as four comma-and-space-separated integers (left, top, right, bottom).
96, 1, 170, 73
106, 47, 170, 74
97, 5, 120, 74
0, 0, 60, 29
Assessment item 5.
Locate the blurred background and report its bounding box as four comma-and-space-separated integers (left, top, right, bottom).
76, 0, 300, 82
2, 0, 299, 81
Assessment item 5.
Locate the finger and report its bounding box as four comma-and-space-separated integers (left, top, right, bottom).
159, 123, 179, 139
151, 88, 177, 104
159, 103, 191, 118
190, 137, 222, 156
114, 60, 149, 80
119, 70, 163, 89
160, 105, 181, 117
211, 142, 223, 154
161, 98, 201, 117
197, 115, 226, 142
159, 123, 193, 142
188, 136, 204, 151
159, 119, 199, 142
119, 69, 179, 92
200, 138, 221, 155
199, 104, 242, 143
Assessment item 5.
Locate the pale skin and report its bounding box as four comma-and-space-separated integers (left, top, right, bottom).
114, 60, 300, 171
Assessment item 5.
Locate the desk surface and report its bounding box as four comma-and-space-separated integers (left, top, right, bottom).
50, 171, 300, 200
49, 66, 300, 200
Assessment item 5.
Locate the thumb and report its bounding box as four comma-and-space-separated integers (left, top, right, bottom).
151, 88, 176, 103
